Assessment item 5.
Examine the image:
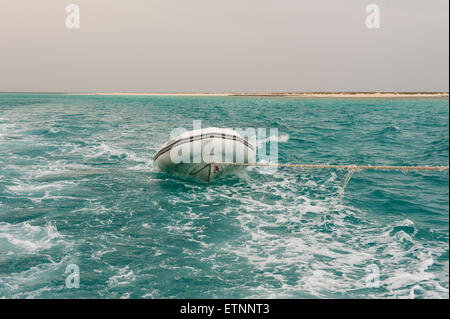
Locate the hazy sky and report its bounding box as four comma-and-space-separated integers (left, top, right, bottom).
0, 0, 448, 92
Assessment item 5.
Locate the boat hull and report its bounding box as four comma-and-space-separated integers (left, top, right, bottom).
153, 128, 255, 182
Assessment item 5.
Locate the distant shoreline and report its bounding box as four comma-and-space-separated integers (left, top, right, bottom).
74, 92, 450, 98
1, 92, 448, 98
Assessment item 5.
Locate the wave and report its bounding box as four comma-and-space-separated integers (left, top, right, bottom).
0, 220, 64, 253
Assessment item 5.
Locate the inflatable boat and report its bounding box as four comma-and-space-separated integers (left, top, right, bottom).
153, 128, 256, 182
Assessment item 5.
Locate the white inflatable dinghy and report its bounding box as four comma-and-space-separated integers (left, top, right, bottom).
153, 128, 255, 182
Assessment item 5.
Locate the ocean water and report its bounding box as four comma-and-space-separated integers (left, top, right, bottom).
0, 93, 448, 299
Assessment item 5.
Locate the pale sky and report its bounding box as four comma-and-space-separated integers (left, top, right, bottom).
0, 0, 448, 92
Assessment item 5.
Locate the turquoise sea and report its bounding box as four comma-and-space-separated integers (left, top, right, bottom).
0, 94, 448, 299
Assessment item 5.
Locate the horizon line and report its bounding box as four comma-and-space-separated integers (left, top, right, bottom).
0, 91, 448, 95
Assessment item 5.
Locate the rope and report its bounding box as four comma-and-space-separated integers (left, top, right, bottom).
338, 168, 356, 205
217, 161, 448, 227
217, 162, 449, 171
189, 163, 211, 176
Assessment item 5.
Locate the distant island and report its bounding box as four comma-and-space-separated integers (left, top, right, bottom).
1, 92, 448, 98
80, 92, 449, 98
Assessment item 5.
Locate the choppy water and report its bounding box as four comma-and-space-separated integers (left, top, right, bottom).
0, 94, 448, 299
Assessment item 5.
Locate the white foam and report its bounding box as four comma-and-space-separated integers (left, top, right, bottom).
107, 266, 136, 288
0, 221, 63, 252
87, 143, 152, 165
214, 172, 449, 299
278, 134, 290, 142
